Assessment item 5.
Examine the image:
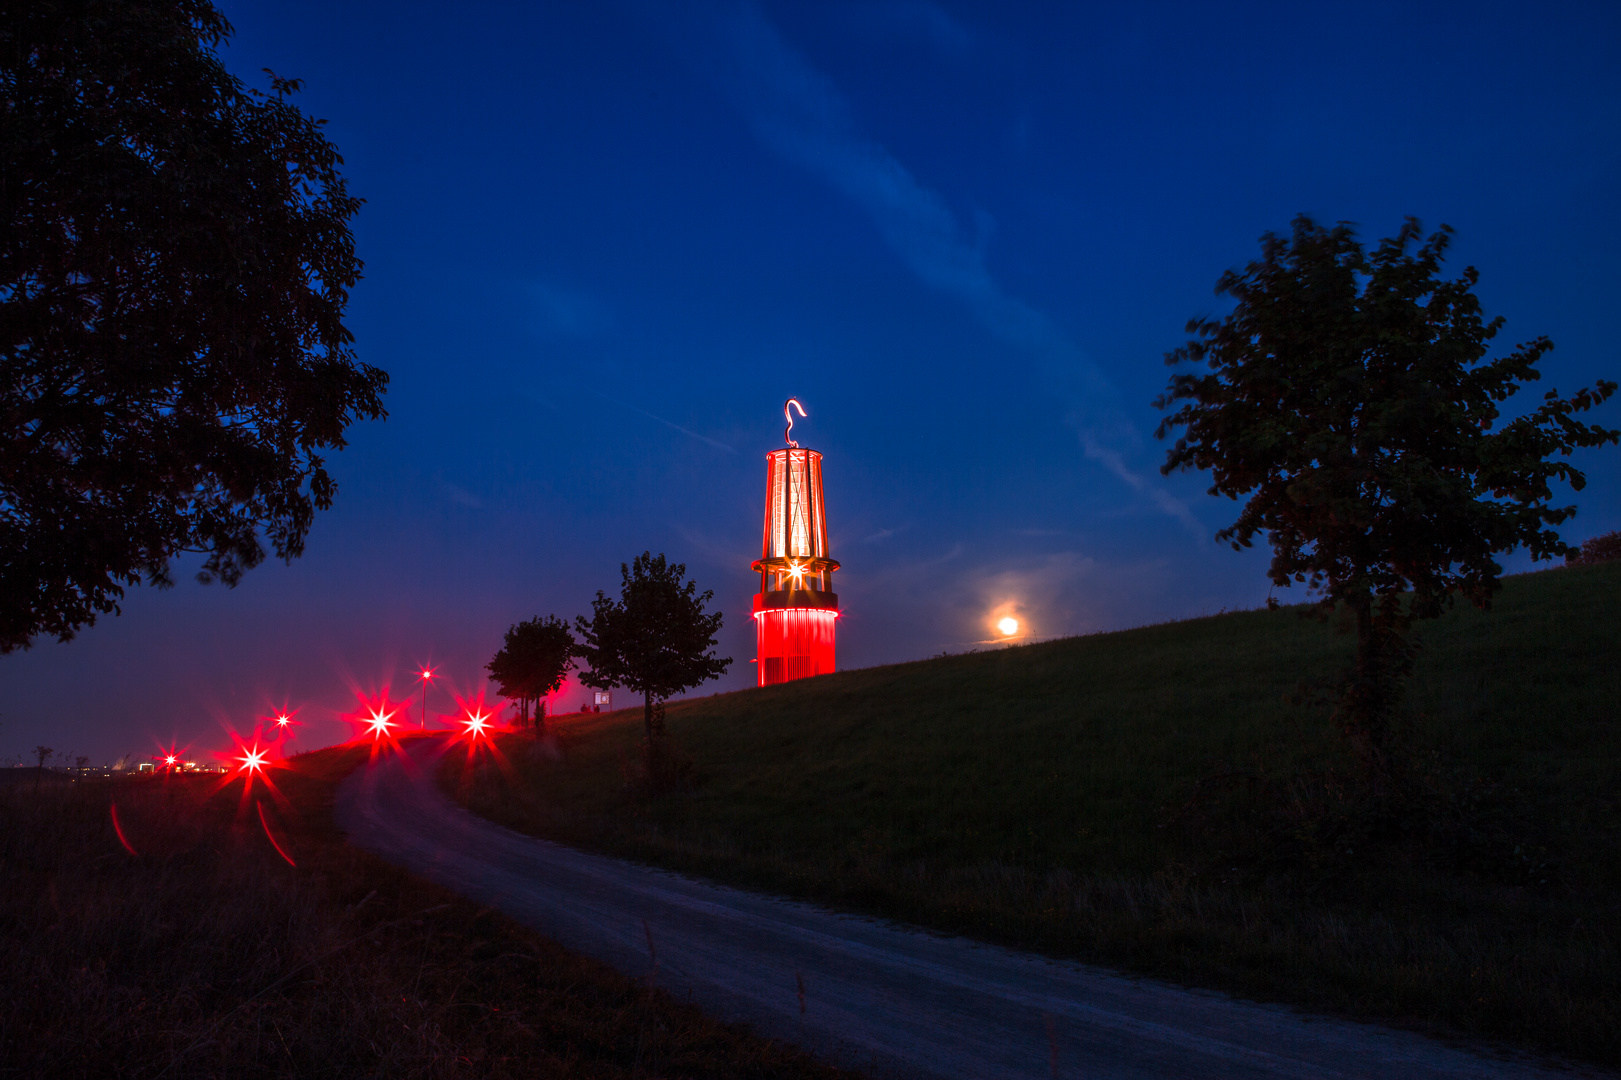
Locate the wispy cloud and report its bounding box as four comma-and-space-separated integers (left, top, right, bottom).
595, 392, 736, 452
530, 283, 612, 339
434, 475, 484, 510
848, 0, 976, 60
1079, 436, 1203, 535
690, 4, 1200, 536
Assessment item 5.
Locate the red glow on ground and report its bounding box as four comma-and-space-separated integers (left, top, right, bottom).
110, 803, 138, 856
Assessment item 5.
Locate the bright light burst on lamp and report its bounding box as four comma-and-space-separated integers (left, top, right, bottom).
365, 708, 395, 738
462, 709, 490, 738
238, 745, 268, 776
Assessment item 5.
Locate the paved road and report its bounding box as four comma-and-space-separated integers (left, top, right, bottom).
336, 736, 1600, 1079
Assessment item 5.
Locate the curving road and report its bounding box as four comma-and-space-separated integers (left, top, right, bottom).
336, 736, 1601, 1080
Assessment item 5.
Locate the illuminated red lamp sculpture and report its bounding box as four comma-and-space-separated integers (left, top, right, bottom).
752, 399, 839, 685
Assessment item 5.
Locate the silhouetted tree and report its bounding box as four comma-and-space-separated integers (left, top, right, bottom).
486, 616, 576, 730
575, 552, 730, 743
1565, 530, 1621, 566
1156, 216, 1618, 766
1, 0, 386, 653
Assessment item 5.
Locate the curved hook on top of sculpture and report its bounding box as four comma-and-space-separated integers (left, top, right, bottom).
784, 397, 807, 448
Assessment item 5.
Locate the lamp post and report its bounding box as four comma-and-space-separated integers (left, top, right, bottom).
417, 667, 436, 728
751, 398, 840, 685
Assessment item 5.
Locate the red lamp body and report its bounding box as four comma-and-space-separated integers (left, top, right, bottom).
752, 446, 839, 685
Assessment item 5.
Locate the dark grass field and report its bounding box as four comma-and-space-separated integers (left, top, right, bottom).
0, 738, 862, 1079
457, 561, 1621, 1069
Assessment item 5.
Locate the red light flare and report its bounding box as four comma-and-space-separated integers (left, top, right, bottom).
263, 705, 303, 739
442, 688, 514, 783
257, 801, 297, 866
213, 727, 291, 813
110, 803, 138, 856
150, 739, 195, 782
340, 689, 411, 762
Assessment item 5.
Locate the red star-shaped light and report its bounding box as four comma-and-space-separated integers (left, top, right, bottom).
365, 706, 396, 738
238, 743, 269, 776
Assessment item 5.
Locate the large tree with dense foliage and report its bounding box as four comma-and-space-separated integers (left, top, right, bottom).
575, 552, 730, 742
1155, 216, 1617, 762
485, 615, 576, 729
0, 0, 386, 652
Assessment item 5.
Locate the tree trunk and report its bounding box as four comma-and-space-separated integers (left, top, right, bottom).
643, 689, 653, 741
1353, 591, 1374, 688
1347, 590, 1392, 775
1349, 590, 1374, 749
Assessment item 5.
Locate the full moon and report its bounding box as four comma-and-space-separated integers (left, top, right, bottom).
997, 616, 1019, 636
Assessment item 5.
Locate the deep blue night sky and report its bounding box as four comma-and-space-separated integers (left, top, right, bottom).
7, 1, 1619, 763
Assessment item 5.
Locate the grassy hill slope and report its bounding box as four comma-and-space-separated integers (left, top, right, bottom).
460, 562, 1621, 1066
0, 742, 857, 1078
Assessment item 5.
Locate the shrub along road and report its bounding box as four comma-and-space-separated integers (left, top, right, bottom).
339, 736, 1600, 1079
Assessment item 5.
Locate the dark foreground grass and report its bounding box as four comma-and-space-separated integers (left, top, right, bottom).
456, 562, 1621, 1069
0, 739, 861, 1079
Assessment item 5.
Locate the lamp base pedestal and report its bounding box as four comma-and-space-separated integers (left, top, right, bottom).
752, 592, 838, 686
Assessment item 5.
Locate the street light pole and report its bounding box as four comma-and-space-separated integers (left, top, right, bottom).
418, 667, 435, 728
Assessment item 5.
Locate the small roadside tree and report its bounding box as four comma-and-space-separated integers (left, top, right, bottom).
1156, 216, 1617, 767
575, 552, 730, 745
486, 616, 576, 731
1566, 531, 1621, 566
